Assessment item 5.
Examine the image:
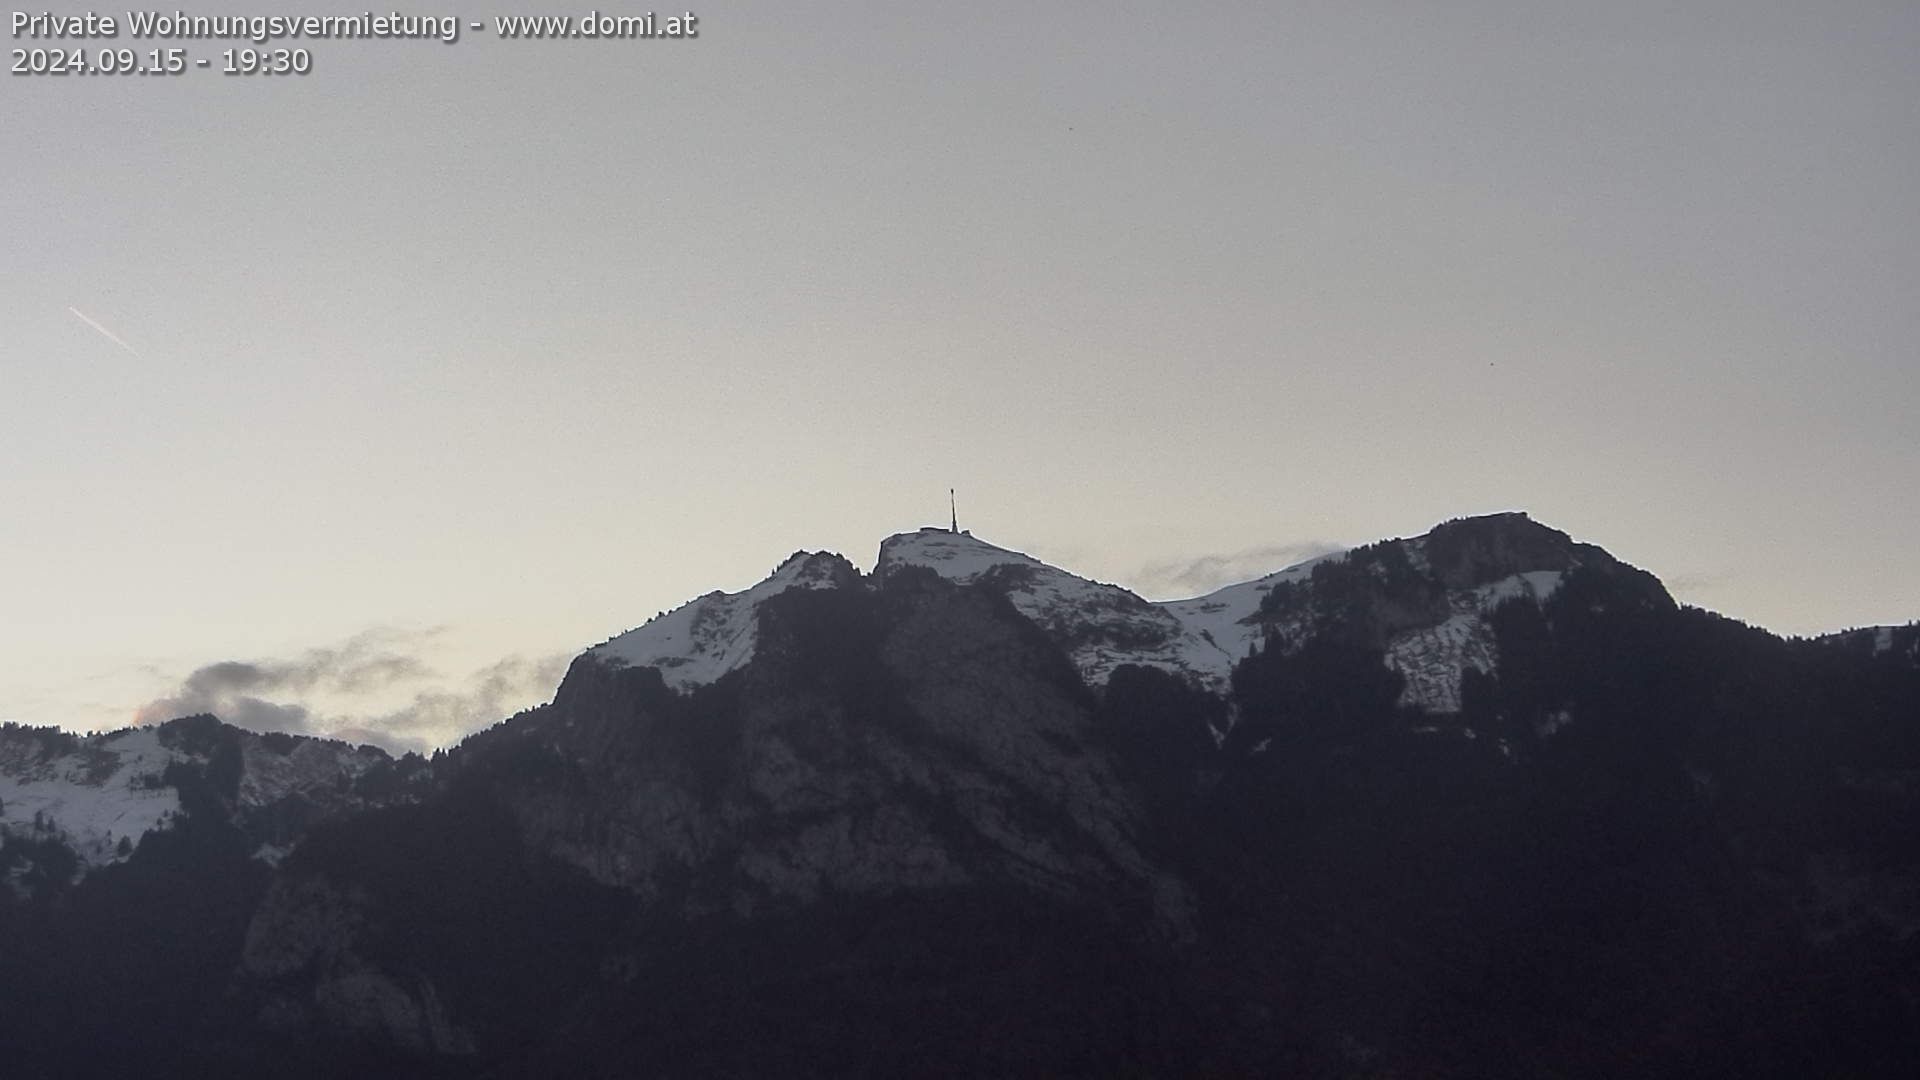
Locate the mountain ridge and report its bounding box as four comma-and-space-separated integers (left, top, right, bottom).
4, 510, 1916, 1077
588, 511, 1659, 715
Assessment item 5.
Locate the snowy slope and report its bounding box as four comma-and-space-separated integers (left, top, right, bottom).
591, 551, 858, 691
1231, 533, 1570, 712
878, 529, 1242, 690
872, 528, 1050, 583
0, 726, 181, 866
1, 719, 405, 879
1158, 551, 1348, 691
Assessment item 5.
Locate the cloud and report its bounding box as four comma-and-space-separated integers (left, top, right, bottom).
134, 627, 440, 726
348, 653, 572, 753
132, 628, 568, 755
215, 696, 317, 736
1129, 541, 1344, 599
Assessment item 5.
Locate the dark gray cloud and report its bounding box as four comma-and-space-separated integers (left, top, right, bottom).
134, 627, 440, 728
214, 696, 316, 736
132, 629, 567, 754
1131, 542, 1345, 599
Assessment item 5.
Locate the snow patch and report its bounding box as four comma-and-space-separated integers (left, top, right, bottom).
1384, 570, 1563, 713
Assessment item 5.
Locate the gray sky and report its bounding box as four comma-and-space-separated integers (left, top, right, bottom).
5, 1, 1917, 749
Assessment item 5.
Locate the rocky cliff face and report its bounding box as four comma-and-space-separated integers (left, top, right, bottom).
240, 872, 478, 1057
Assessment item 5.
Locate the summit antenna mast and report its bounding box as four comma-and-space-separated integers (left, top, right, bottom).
950, 488, 958, 533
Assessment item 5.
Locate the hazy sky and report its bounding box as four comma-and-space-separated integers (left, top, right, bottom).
5, 2, 1917, 750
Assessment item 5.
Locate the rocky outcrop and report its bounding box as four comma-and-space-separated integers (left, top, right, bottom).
1422, 511, 1588, 589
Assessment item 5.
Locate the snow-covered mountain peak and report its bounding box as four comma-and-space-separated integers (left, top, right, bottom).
590, 550, 859, 691
879, 528, 1252, 691
873, 528, 1047, 584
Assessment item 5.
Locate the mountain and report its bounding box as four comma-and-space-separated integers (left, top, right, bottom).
0, 716, 432, 1076
1, 716, 425, 884
3, 512, 1917, 1078
595, 513, 1642, 715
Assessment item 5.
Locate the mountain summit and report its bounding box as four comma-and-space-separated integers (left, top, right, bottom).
590, 549, 861, 691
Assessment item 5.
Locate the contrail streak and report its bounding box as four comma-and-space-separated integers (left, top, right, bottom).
67, 306, 145, 360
